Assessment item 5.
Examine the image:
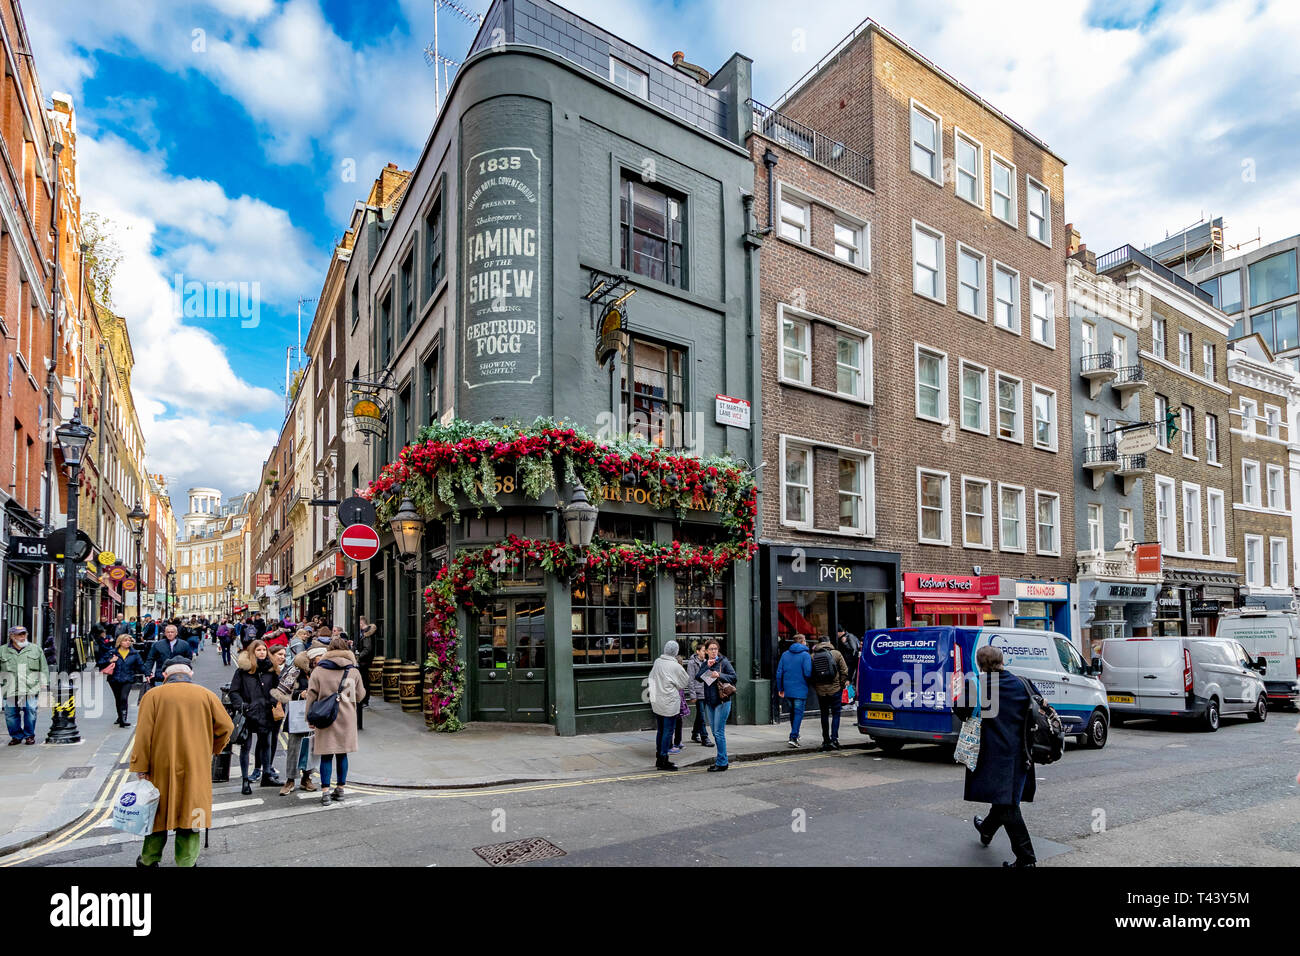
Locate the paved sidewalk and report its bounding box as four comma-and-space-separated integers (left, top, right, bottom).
0, 658, 141, 855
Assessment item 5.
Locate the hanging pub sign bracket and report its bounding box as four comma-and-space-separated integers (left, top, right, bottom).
585, 270, 636, 366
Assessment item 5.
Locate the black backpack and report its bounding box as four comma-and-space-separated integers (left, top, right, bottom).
811, 648, 836, 680
1017, 676, 1064, 765
307, 664, 354, 729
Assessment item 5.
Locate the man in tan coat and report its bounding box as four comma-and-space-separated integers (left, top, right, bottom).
129, 656, 233, 866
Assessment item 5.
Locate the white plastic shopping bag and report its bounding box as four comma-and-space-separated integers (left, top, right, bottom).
111, 778, 160, 837
953, 671, 981, 772
287, 699, 309, 734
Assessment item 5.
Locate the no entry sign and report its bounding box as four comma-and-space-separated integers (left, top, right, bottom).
340, 524, 381, 562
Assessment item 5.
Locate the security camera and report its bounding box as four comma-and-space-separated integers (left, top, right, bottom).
972, 565, 982, 576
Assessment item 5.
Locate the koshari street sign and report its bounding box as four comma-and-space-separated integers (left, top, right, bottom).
340, 524, 381, 562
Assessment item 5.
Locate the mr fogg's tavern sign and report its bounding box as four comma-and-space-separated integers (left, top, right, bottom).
464, 147, 542, 389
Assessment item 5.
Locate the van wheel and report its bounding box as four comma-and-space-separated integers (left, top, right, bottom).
1248, 696, 1267, 723
1084, 710, 1108, 748
1203, 698, 1220, 732
875, 739, 904, 755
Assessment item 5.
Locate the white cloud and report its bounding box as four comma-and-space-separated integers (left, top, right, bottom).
140, 410, 280, 500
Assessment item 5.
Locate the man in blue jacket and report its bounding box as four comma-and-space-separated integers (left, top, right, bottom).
145, 624, 194, 688
775, 634, 813, 747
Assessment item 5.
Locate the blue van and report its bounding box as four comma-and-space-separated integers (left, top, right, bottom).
856, 626, 1110, 752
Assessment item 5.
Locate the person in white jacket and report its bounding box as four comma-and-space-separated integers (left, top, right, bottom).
649, 640, 690, 771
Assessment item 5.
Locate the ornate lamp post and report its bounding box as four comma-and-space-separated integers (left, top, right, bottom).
46, 411, 93, 744
166, 567, 176, 620
389, 493, 426, 666
127, 501, 147, 633
562, 485, 599, 548
226, 581, 235, 619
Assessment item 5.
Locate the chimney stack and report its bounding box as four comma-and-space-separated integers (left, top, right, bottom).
1066, 223, 1097, 273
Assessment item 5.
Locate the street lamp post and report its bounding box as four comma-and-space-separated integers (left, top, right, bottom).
128, 502, 147, 636
390, 494, 426, 666
46, 410, 94, 745
226, 581, 235, 620
166, 567, 176, 621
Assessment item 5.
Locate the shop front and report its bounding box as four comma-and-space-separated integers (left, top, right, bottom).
902, 572, 994, 627
304, 551, 345, 623
1157, 570, 1241, 637
1077, 580, 1157, 656
1011, 580, 1072, 637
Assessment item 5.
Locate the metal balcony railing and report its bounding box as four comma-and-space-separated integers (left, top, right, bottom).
1118, 453, 1148, 472
1095, 244, 1214, 305
1114, 362, 1147, 385
1083, 444, 1119, 466
748, 98, 873, 189
1080, 351, 1116, 374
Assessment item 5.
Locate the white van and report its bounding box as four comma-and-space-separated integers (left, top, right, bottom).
1215, 610, 1300, 709
972, 628, 1111, 748
1098, 637, 1269, 731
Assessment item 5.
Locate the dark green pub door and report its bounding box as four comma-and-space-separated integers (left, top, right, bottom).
473, 596, 548, 722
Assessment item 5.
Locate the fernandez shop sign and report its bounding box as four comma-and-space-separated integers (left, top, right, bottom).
463, 147, 543, 389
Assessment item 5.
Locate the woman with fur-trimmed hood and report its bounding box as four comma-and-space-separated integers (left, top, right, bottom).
228, 639, 282, 794
271, 639, 324, 795
304, 638, 366, 806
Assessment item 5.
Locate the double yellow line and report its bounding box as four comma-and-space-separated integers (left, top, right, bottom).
1, 730, 137, 867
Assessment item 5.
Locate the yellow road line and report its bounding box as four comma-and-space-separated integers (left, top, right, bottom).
2, 730, 136, 866
345, 751, 837, 800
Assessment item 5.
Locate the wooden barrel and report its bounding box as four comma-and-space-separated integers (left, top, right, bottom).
422, 673, 436, 728
382, 658, 401, 703
399, 664, 422, 712
369, 656, 387, 699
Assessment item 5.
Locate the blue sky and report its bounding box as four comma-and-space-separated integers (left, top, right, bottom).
26, 0, 1300, 497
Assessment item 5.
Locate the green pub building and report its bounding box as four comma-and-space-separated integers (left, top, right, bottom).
349, 0, 764, 734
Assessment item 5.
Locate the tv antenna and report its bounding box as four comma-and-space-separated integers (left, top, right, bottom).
423, 0, 482, 114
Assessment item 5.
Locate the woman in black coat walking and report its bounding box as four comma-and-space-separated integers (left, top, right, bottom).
228, 638, 282, 794
955, 644, 1038, 867
101, 634, 145, 726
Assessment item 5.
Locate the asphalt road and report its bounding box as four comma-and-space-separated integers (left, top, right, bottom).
20, 708, 1300, 867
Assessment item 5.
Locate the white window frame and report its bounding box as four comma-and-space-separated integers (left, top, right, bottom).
915, 343, 949, 424
1242, 459, 1261, 507
912, 220, 947, 304
953, 127, 984, 208
1244, 534, 1264, 588
833, 218, 869, 269
609, 56, 648, 98
961, 476, 992, 549
1178, 329, 1193, 372
990, 152, 1016, 226
780, 311, 811, 385
1155, 476, 1177, 549
1034, 490, 1060, 556
1081, 320, 1097, 357
1026, 175, 1051, 247
1205, 414, 1219, 465
959, 359, 989, 434
1152, 317, 1166, 358
1266, 464, 1285, 509
1239, 398, 1257, 433
1032, 385, 1057, 452
1265, 404, 1281, 438
1154, 394, 1169, 451
1086, 502, 1103, 552
777, 184, 811, 245
1207, 489, 1225, 558
917, 467, 951, 546
995, 372, 1023, 444
835, 329, 872, 402
1029, 279, 1055, 347
780, 439, 813, 529
1118, 507, 1134, 544
998, 483, 1026, 553
1202, 342, 1215, 381
1181, 405, 1195, 459
837, 451, 874, 536
1182, 482, 1202, 556
956, 243, 986, 320
1112, 332, 1129, 368
1270, 538, 1289, 589
993, 261, 1020, 334
909, 100, 943, 184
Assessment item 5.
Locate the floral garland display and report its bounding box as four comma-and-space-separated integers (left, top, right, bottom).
364, 419, 758, 732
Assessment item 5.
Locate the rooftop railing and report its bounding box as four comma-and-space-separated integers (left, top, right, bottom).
1096, 244, 1214, 305
748, 98, 873, 189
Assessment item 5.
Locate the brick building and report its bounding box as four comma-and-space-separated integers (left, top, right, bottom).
1097, 245, 1237, 635
755, 19, 1077, 648
1226, 335, 1298, 609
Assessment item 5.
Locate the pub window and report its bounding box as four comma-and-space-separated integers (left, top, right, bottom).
400, 251, 415, 340
378, 290, 393, 368
423, 347, 440, 425
620, 176, 685, 287
572, 570, 652, 665
425, 193, 445, 294
674, 571, 728, 656
620, 338, 685, 447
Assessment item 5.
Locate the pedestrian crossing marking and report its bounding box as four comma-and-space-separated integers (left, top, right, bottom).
211, 798, 263, 812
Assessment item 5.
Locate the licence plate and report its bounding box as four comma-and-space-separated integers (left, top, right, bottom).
866, 710, 893, 721
1107, 694, 1135, 704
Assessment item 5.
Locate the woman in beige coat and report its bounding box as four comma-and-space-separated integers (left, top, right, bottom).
304, 637, 366, 806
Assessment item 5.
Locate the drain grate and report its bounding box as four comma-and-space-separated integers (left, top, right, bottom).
60, 766, 94, 780
473, 837, 566, 866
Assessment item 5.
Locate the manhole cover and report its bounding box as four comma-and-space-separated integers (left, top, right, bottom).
60, 766, 94, 779
473, 837, 566, 866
